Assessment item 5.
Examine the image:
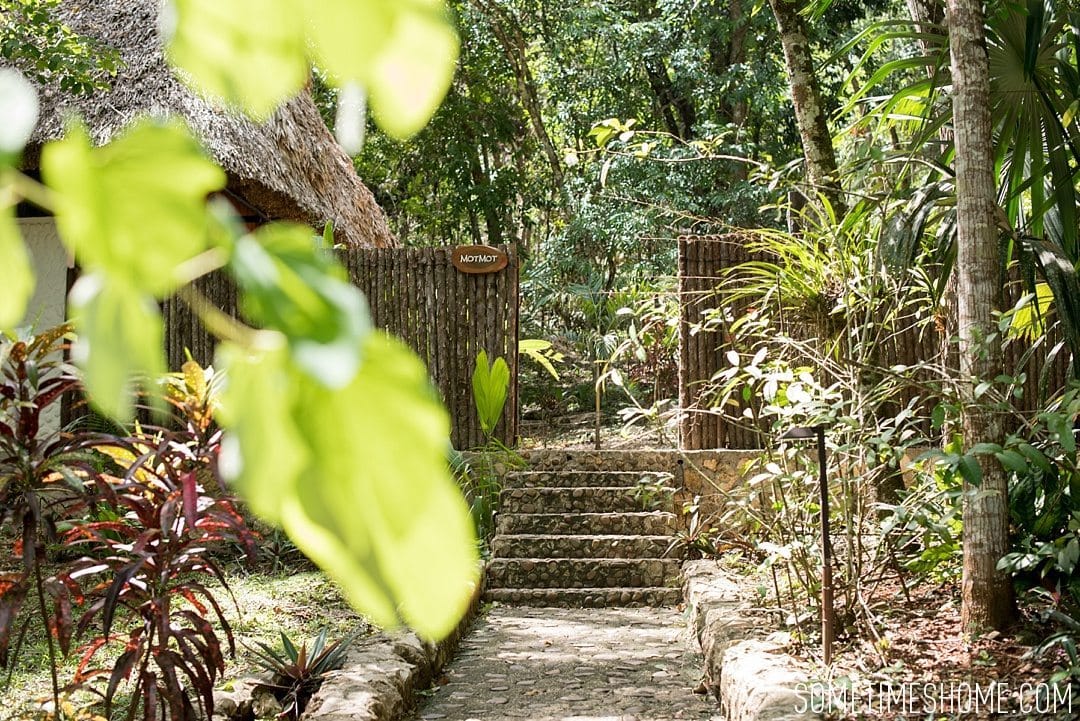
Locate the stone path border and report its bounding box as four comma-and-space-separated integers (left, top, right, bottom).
219, 562, 822, 721
683, 561, 821, 721
301, 587, 483, 721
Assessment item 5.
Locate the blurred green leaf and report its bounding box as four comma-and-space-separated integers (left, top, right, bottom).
231, 223, 370, 388
165, 0, 458, 139
219, 333, 479, 638
41, 119, 224, 297
361, 1, 459, 140
0, 68, 39, 161
68, 273, 165, 420
0, 207, 34, 329
216, 338, 307, 523
165, 0, 309, 118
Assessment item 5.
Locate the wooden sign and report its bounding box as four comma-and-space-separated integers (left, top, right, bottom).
451, 245, 508, 274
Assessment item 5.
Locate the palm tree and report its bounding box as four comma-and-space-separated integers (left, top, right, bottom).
847, 0, 1080, 361
946, 0, 1015, 634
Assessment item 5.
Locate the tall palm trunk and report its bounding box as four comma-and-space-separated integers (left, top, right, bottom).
946, 0, 1014, 634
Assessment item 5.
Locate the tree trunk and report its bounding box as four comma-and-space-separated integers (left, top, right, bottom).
643, 57, 696, 140
766, 0, 844, 215
474, 0, 565, 188
946, 0, 1015, 634
906, 0, 946, 55
708, 0, 750, 179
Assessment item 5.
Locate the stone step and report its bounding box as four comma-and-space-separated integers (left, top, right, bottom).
496, 511, 678, 536
485, 558, 682, 590
490, 534, 676, 559
500, 486, 675, 514
520, 450, 682, 473
483, 586, 682, 608
502, 470, 674, 489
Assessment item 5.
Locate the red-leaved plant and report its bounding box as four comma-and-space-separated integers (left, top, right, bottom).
0, 327, 256, 721
65, 429, 256, 721
0, 325, 94, 708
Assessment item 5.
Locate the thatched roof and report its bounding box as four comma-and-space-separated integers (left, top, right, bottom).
22, 0, 396, 248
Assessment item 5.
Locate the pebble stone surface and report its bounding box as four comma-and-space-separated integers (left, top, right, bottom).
409, 605, 724, 721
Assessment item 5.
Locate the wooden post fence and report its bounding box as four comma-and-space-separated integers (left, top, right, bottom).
678, 233, 1073, 450
162, 245, 519, 449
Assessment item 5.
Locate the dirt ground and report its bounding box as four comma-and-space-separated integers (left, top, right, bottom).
819, 579, 1076, 720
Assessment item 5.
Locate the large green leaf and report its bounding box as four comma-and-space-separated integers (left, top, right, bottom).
472, 350, 509, 436
164, 0, 309, 118
218, 333, 480, 638
215, 338, 307, 523
0, 207, 33, 330
165, 0, 459, 140
67, 273, 166, 420
231, 224, 370, 388
41, 119, 225, 297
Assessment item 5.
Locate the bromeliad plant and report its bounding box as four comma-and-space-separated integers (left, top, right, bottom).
246, 627, 355, 720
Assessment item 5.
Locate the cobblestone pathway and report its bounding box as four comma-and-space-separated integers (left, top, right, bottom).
410, 605, 723, 721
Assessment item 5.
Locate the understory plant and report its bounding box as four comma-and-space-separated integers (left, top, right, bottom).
459, 351, 514, 547
0, 327, 257, 721
598, 280, 681, 445
0, 325, 91, 710
699, 207, 952, 654
65, 429, 256, 721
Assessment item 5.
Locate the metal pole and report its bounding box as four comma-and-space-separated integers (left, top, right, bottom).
816, 426, 834, 665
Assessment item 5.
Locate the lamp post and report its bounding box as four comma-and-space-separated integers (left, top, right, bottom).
780, 424, 834, 666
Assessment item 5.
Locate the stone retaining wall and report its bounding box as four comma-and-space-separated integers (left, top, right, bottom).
214, 581, 483, 721
301, 583, 483, 721
683, 561, 821, 721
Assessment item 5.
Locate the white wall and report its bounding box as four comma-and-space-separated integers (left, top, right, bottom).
17, 217, 70, 436
18, 217, 69, 332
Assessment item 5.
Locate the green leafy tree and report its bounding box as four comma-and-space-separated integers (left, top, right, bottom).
0, 0, 120, 93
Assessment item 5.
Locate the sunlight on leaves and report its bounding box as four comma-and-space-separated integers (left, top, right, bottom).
67, 273, 165, 420
472, 350, 510, 435
219, 333, 480, 639
231, 223, 370, 388
1008, 282, 1054, 342
519, 339, 561, 380
41, 119, 225, 297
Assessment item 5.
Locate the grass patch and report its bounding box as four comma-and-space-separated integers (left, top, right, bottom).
0, 567, 373, 721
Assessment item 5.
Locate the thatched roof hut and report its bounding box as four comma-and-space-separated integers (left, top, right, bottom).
22, 0, 396, 248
